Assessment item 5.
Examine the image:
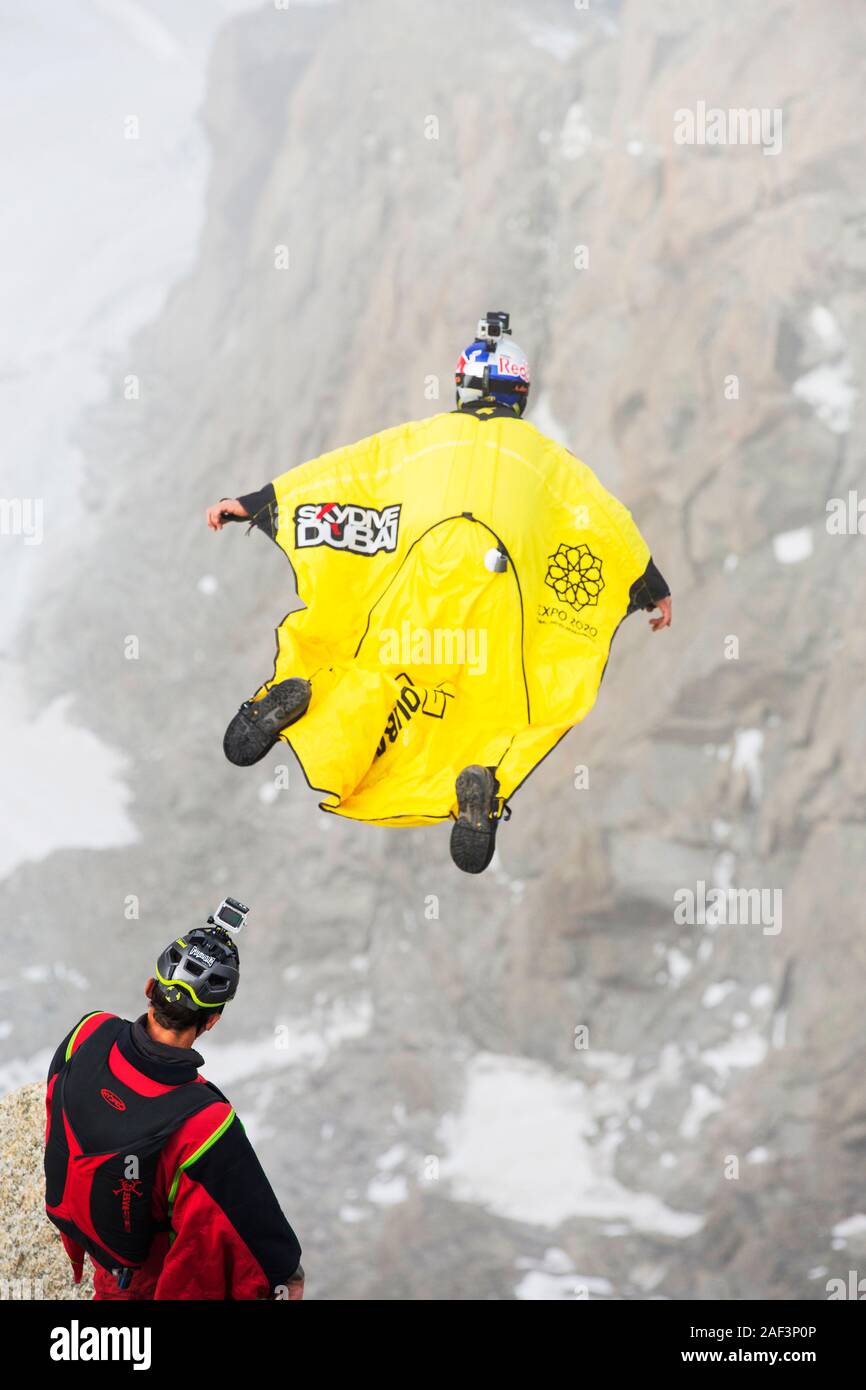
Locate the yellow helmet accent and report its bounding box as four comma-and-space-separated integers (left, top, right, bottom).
154, 968, 224, 1009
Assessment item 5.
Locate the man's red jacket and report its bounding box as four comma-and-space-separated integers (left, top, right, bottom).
45, 1010, 302, 1300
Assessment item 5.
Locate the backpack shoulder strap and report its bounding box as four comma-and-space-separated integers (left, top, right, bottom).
62, 1012, 121, 1066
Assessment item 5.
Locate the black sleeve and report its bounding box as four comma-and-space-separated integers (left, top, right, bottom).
235, 482, 278, 541
190, 1113, 302, 1290
627, 557, 670, 614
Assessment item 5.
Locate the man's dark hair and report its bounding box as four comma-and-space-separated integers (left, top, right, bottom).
147, 981, 223, 1037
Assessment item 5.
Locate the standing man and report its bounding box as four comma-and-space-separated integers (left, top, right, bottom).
44, 899, 304, 1300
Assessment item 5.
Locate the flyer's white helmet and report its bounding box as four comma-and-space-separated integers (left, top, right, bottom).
455, 311, 530, 416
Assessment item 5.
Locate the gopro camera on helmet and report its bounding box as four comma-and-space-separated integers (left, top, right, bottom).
154, 902, 243, 1014
208, 896, 249, 935
477, 310, 511, 348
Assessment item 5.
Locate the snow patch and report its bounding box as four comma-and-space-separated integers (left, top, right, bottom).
376, 1143, 408, 1172
702, 981, 737, 1009
339, 1204, 368, 1224
515, 1269, 612, 1300
665, 948, 692, 986
831, 1214, 866, 1242
793, 360, 857, 434
680, 1083, 723, 1139
438, 1053, 703, 1236
810, 305, 844, 352
582, 1051, 634, 1081
773, 526, 813, 564
701, 1031, 768, 1078
561, 104, 593, 160
746, 1147, 771, 1164
732, 728, 764, 801
0, 682, 137, 883
750, 984, 774, 1009
204, 993, 372, 1083
367, 1173, 409, 1207
514, 1248, 612, 1301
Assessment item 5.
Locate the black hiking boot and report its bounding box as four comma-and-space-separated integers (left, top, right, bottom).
223, 678, 311, 767
450, 764, 500, 874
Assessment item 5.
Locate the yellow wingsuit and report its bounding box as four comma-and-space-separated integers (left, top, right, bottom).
253, 406, 652, 825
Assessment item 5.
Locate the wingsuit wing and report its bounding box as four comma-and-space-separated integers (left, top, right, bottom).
255, 411, 653, 825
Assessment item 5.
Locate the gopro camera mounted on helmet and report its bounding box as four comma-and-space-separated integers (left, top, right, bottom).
154, 899, 245, 1015
208, 896, 249, 936
477, 310, 511, 349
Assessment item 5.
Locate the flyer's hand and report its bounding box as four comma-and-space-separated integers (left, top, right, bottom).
206, 498, 249, 531
649, 596, 672, 631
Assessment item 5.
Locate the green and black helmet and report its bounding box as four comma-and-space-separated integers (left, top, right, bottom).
155, 927, 240, 1012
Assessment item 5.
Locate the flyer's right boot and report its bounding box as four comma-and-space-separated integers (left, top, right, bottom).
223, 678, 311, 767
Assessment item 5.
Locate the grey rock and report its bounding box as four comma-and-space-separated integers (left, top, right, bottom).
3, 0, 865, 1301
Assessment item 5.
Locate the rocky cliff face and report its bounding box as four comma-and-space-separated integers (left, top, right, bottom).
0, 1084, 92, 1299
4, 0, 865, 1299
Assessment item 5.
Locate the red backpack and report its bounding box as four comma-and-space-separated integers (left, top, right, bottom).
45, 1016, 223, 1278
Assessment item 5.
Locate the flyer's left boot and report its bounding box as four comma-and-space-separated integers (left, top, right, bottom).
450, 765, 499, 874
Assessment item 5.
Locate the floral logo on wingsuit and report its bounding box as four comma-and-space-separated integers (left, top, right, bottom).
294, 502, 401, 555
544, 543, 605, 612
